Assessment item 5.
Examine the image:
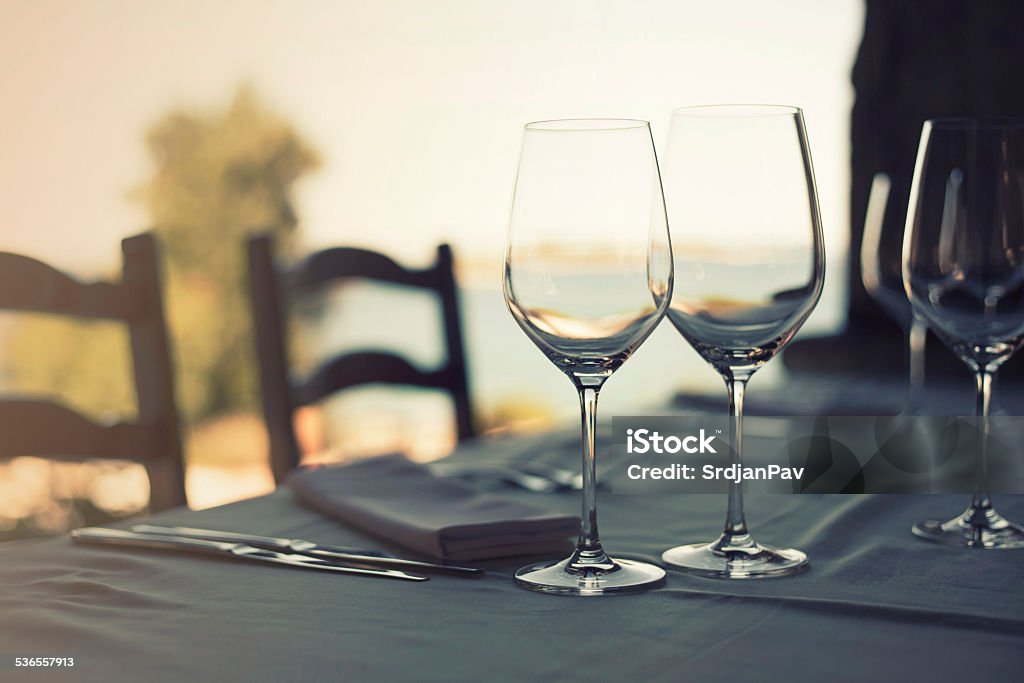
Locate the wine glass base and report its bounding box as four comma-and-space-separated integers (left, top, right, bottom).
514, 556, 666, 596
912, 506, 1024, 549
662, 536, 808, 579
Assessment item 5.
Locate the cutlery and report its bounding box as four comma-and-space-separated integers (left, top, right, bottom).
130, 524, 484, 577
429, 462, 564, 493
71, 527, 428, 582
430, 461, 615, 492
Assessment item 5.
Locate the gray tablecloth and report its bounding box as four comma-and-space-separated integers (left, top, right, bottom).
2, 435, 1023, 682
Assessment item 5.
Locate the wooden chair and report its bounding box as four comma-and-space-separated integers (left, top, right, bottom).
247, 235, 476, 483
0, 233, 186, 511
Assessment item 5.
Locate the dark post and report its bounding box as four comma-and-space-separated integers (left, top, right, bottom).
248, 235, 301, 483
122, 233, 187, 510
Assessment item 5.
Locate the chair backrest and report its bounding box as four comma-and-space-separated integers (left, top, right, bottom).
0, 233, 186, 511
247, 234, 476, 483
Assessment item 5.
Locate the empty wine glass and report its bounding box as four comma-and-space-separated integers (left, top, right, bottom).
860, 173, 928, 405
504, 119, 673, 594
661, 105, 825, 578
903, 118, 1024, 548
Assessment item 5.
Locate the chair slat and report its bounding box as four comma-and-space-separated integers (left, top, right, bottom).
293, 351, 450, 407
0, 400, 157, 461
0, 253, 137, 319
289, 247, 437, 292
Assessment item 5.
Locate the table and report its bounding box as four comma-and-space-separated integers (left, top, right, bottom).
2, 434, 1023, 682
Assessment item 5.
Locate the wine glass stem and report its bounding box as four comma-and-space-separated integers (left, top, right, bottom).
573, 385, 609, 564
724, 377, 750, 537
908, 314, 927, 404
971, 370, 993, 513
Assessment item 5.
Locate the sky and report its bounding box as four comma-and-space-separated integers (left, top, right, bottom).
0, 0, 863, 327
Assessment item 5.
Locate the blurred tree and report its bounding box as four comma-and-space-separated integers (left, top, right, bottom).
139, 85, 320, 421
3, 85, 320, 426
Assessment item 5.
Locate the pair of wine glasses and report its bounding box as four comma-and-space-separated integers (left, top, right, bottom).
503, 105, 1024, 595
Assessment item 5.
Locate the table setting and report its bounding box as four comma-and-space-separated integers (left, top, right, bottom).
3, 110, 1024, 682
3, 465, 1023, 682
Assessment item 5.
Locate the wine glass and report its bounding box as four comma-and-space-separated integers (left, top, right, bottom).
860, 173, 928, 405
903, 117, 1024, 548
504, 118, 673, 595
660, 105, 825, 578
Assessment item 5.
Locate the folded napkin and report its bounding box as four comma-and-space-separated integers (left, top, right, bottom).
287, 454, 580, 561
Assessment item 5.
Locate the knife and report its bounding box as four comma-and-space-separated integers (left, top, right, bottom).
71, 527, 428, 582
131, 524, 485, 577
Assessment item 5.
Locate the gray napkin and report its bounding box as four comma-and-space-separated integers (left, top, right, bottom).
287, 454, 580, 561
